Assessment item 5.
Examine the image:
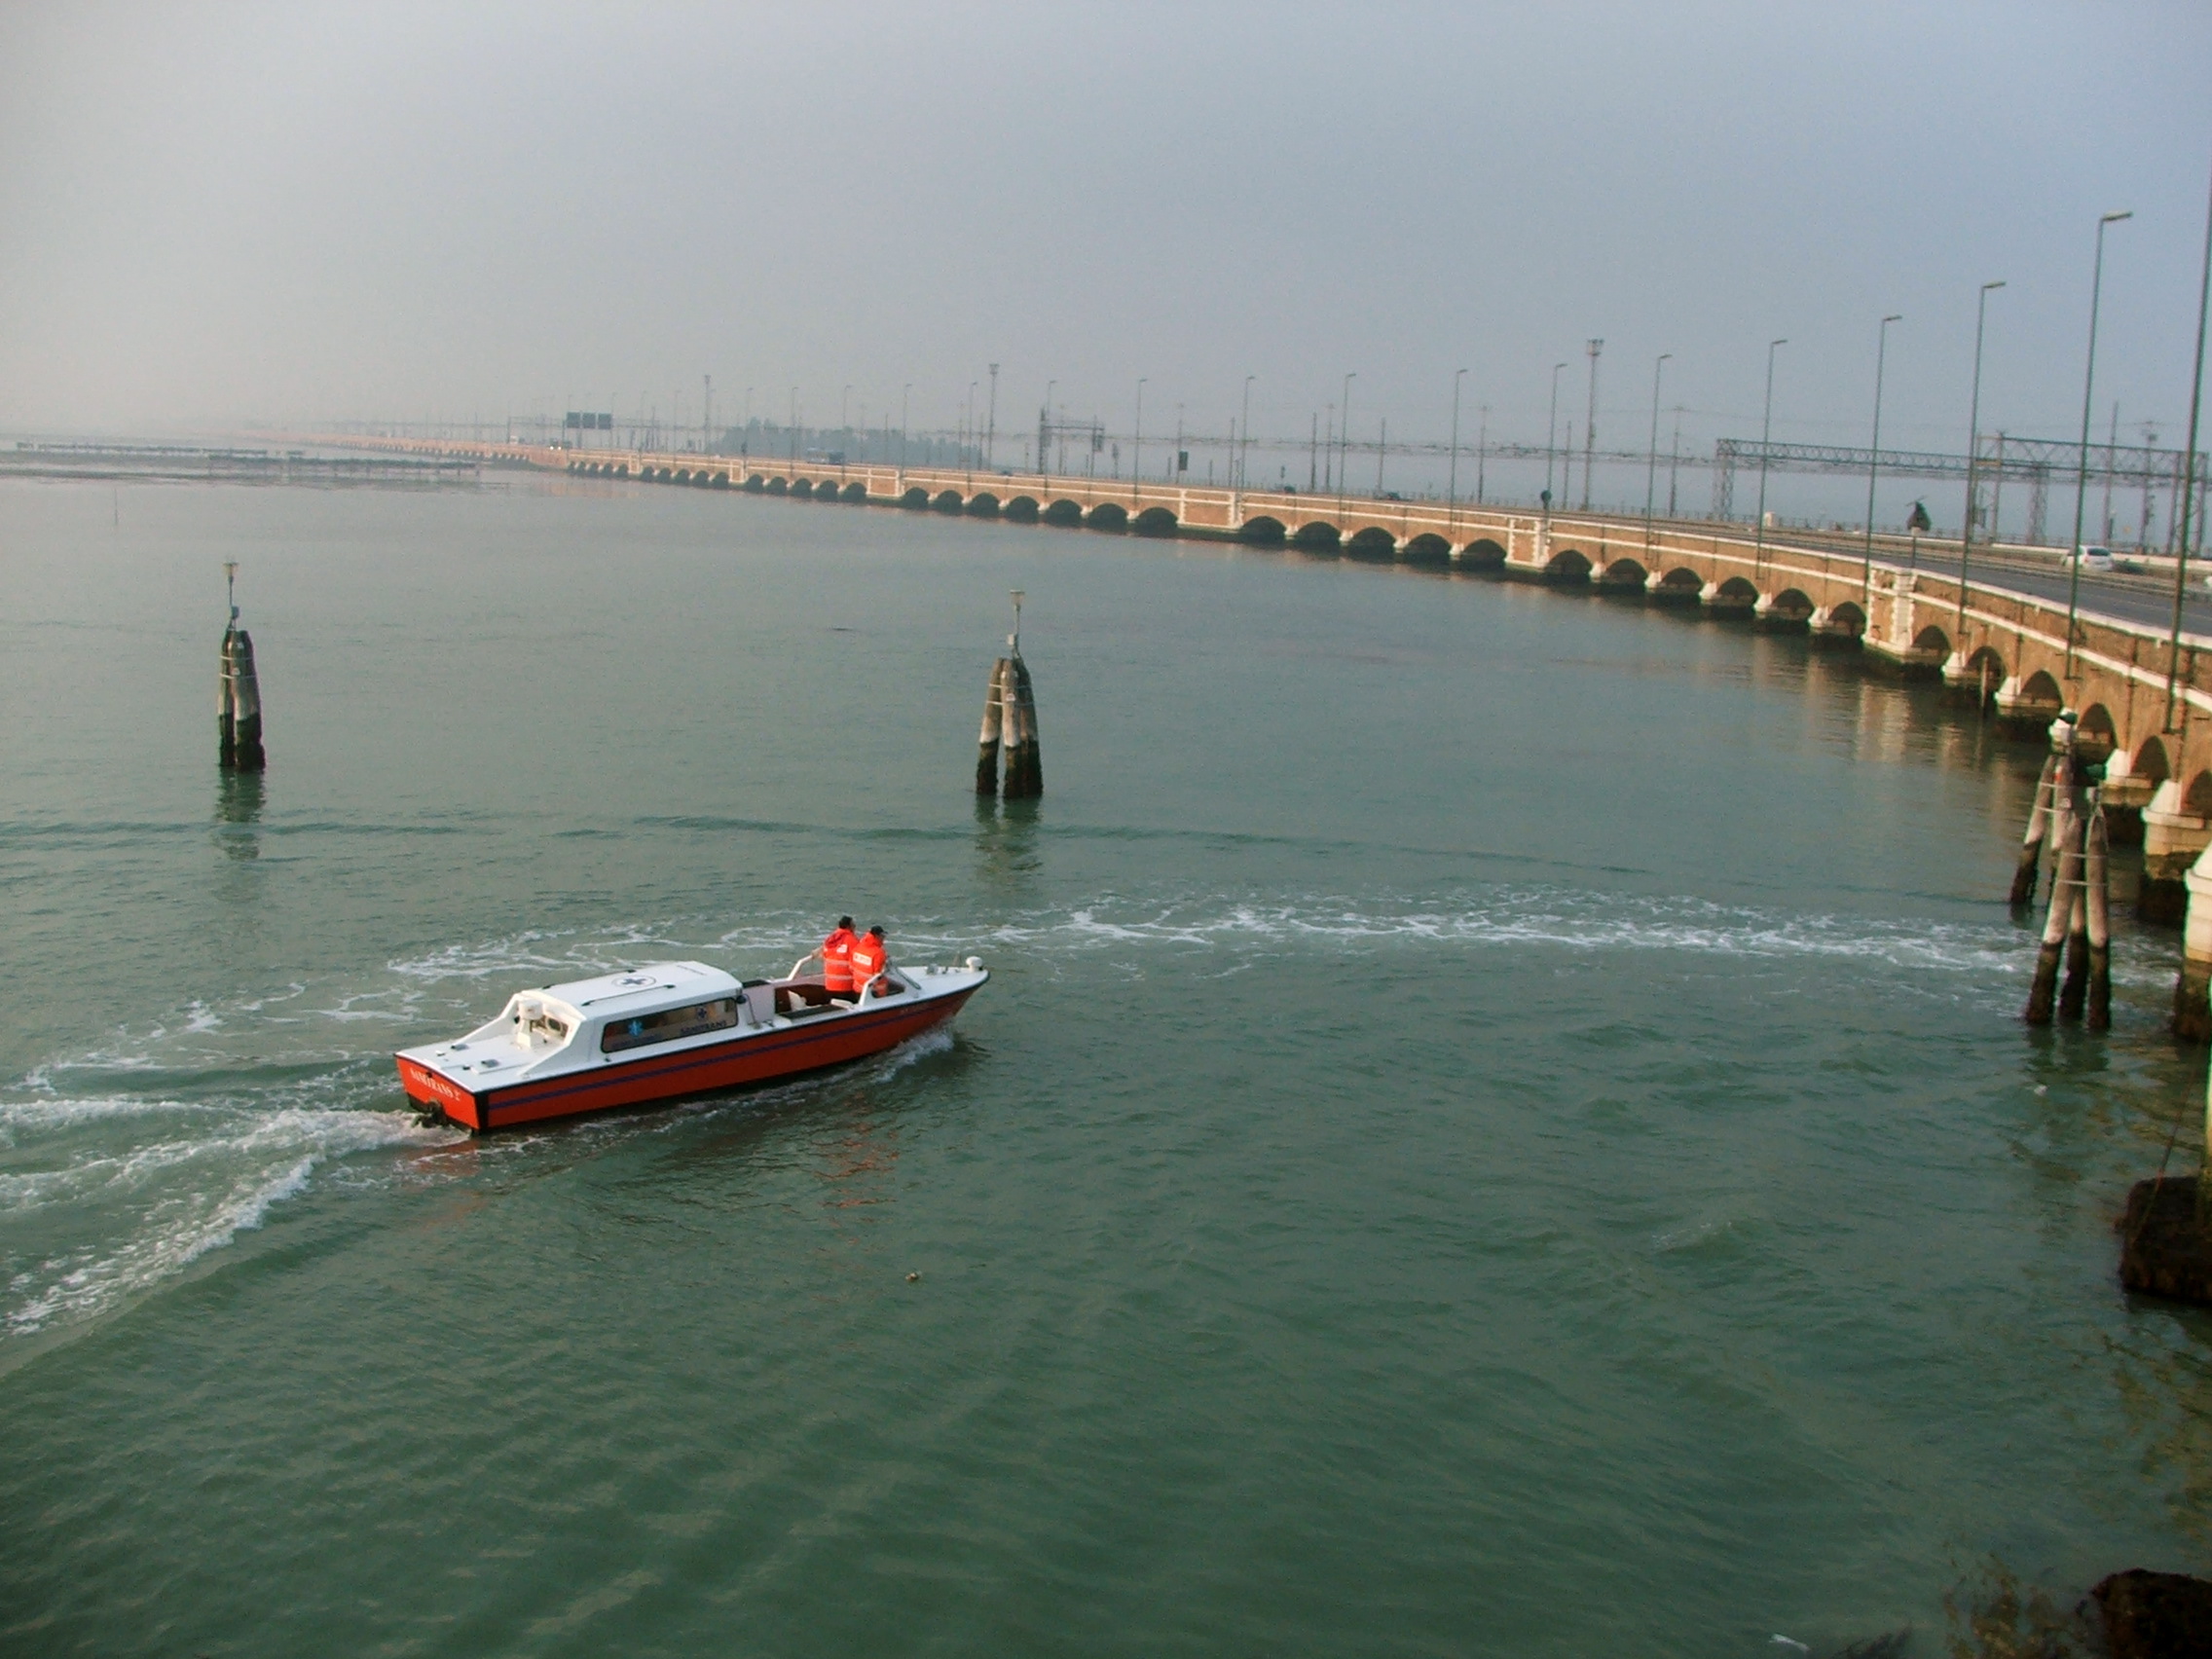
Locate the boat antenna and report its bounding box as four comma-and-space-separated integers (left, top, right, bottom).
224, 560, 239, 624
1009, 588, 1023, 655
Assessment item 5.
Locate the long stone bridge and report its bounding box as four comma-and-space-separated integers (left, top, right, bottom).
328, 434, 2212, 895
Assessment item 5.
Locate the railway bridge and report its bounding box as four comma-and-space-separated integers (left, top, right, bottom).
332, 435, 2212, 895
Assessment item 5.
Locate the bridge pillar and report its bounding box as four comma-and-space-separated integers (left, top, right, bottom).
1806, 606, 1862, 642
2143, 780, 2212, 923
1862, 573, 1944, 669
2177, 847, 2212, 1042
2101, 743, 2156, 847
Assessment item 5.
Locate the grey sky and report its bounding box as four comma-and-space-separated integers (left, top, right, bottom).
3, 1, 2209, 464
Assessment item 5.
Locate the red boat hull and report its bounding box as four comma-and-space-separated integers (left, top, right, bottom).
397, 986, 976, 1132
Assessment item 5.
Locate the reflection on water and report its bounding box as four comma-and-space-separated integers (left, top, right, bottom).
974, 792, 1043, 892
212, 770, 263, 864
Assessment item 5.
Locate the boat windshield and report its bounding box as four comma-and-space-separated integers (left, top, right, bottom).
600, 996, 742, 1054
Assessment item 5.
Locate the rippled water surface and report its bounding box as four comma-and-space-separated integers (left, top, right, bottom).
4, 475, 2210, 1655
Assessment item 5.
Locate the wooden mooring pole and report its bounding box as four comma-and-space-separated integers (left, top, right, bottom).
975, 591, 1042, 800
2009, 753, 2057, 907
217, 562, 266, 772
2024, 715, 2112, 1027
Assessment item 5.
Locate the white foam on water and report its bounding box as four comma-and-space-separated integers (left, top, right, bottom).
3, 1105, 458, 1338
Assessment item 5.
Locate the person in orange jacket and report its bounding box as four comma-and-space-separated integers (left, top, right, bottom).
850, 925, 889, 996
822, 915, 858, 1000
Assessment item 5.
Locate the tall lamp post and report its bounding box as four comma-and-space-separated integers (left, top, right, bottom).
1132, 378, 1146, 504
1240, 375, 1255, 493
1642, 352, 1672, 556
1581, 339, 1603, 510
1955, 281, 2007, 644
1042, 380, 1055, 478
2167, 166, 2212, 731
2065, 211, 2133, 680
1859, 314, 1904, 608
1447, 367, 1468, 528
1753, 339, 1786, 580
900, 384, 910, 470
1338, 372, 1356, 519
1545, 362, 1567, 504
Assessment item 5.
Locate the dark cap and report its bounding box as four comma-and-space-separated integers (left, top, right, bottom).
868, 925, 884, 937
838, 915, 854, 929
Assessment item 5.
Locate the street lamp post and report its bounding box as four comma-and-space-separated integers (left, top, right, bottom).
1753, 340, 1786, 581
1477, 407, 1489, 505
1239, 375, 1255, 493
2065, 211, 2133, 681
2167, 165, 2212, 731
1043, 380, 1055, 477
1448, 368, 1468, 529
1859, 314, 1904, 608
1545, 362, 1567, 504
1133, 378, 1146, 504
1339, 372, 1355, 520
900, 384, 910, 471
1643, 353, 1672, 557
1955, 280, 2007, 646
789, 387, 798, 464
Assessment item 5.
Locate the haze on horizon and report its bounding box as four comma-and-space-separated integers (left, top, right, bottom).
3, 1, 2209, 471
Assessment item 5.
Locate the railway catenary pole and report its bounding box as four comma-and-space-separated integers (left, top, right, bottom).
1859, 314, 1903, 608
1956, 281, 2008, 648
1339, 373, 1355, 521
1240, 375, 1255, 493
1447, 368, 1466, 530
2167, 163, 2212, 732
2067, 211, 2132, 681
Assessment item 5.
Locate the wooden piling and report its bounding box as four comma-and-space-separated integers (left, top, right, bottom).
2176, 844, 2212, 1043
217, 564, 266, 772
975, 657, 1007, 795
1002, 654, 1043, 799
2024, 761, 2078, 1025
2086, 802, 2113, 1031
2009, 753, 2056, 907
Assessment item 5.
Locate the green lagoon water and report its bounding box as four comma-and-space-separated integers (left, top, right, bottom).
3, 473, 2211, 1655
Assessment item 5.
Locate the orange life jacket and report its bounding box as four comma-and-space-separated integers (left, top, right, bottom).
823, 928, 857, 993
850, 933, 887, 992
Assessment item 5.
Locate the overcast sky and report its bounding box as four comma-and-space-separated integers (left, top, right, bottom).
3, 1, 2209, 461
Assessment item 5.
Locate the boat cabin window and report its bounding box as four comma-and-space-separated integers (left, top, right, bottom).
600, 996, 741, 1054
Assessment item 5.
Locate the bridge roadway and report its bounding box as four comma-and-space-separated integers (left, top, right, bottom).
322, 434, 2212, 889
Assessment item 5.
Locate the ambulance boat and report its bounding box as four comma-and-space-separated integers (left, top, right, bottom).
395, 951, 987, 1132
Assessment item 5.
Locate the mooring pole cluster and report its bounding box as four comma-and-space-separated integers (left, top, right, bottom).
2020, 712, 2112, 1031
974, 590, 1042, 800
217, 562, 266, 772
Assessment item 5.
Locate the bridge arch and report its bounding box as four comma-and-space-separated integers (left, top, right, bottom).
933, 490, 965, 514
1652, 567, 1704, 601
765, 476, 789, 495
967, 492, 1002, 518
840, 481, 867, 503
1086, 501, 1128, 533
1911, 624, 1950, 656
741, 473, 764, 492
1239, 515, 1287, 545
1545, 547, 1592, 581
1293, 521, 1341, 550
1596, 557, 1647, 593
1711, 575, 1759, 606
2018, 669, 2063, 709
694, 470, 718, 488
1346, 526, 1397, 559
2079, 703, 2119, 751
1459, 537, 1507, 569
711, 471, 731, 489
2187, 770, 2212, 817
1133, 505, 1178, 537
1004, 496, 1041, 523
900, 485, 929, 509
2133, 735, 2174, 786
1043, 498, 1084, 527
1403, 533, 1451, 565
788, 477, 814, 498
